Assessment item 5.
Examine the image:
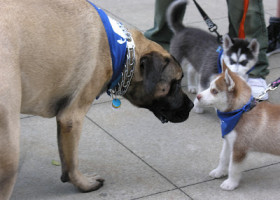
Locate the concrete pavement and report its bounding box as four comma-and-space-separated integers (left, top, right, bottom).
11, 0, 280, 199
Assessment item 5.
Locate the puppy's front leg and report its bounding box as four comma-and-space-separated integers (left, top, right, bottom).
220, 131, 245, 190
56, 108, 104, 192
187, 63, 197, 94
220, 156, 244, 191
209, 139, 230, 178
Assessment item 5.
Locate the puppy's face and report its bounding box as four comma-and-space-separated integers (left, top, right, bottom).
197, 77, 229, 112
197, 62, 253, 112
197, 68, 236, 112
223, 34, 259, 79
124, 51, 193, 123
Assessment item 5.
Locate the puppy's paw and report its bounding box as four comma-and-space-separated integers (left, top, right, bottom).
209, 168, 227, 178
188, 86, 197, 94
220, 179, 239, 191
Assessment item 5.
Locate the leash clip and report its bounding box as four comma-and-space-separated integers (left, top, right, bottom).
257, 87, 270, 101
268, 83, 278, 91
256, 82, 279, 101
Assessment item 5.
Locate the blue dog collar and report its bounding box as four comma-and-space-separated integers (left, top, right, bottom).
217, 96, 256, 138
87, 1, 127, 92
216, 46, 223, 74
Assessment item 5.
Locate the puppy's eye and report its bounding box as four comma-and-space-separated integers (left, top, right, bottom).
211, 89, 218, 95
230, 58, 236, 65
240, 60, 248, 66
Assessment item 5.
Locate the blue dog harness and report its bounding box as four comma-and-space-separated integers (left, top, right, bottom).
216, 46, 223, 73
87, 1, 127, 92
217, 96, 256, 138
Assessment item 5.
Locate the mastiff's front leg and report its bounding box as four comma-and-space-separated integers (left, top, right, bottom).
56, 106, 104, 192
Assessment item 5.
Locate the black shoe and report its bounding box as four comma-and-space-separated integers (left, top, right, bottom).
267, 17, 280, 57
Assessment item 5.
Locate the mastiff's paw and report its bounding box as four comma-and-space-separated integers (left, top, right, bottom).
69, 171, 104, 192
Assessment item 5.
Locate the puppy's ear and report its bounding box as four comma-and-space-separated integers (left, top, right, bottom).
222, 60, 228, 72
223, 34, 233, 51
248, 38, 259, 57
225, 69, 235, 92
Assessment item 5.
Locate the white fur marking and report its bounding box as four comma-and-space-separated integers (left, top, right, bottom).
239, 54, 247, 63
231, 53, 237, 62
237, 48, 241, 57
214, 130, 243, 191
197, 79, 229, 112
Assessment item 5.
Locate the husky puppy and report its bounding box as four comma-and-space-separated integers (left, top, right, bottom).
196, 63, 280, 190
167, 0, 259, 113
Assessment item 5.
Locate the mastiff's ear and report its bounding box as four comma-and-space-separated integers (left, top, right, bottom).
140, 52, 164, 95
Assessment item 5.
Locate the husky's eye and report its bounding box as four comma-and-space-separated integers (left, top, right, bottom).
230, 58, 236, 65
240, 60, 248, 66
211, 88, 218, 95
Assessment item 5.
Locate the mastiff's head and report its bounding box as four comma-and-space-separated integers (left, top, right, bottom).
124, 41, 193, 123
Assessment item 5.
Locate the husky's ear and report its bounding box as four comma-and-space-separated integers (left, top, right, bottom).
222, 60, 228, 72
225, 69, 235, 92
248, 38, 259, 57
223, 34, 233, 51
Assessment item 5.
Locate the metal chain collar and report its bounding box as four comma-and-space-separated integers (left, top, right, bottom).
108, 26, 135, 97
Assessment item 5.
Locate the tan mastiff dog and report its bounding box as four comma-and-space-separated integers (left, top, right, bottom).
0, 0, 193, 199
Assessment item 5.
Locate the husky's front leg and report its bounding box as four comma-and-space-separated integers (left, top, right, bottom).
220, 158, 243, 190
187, 63, 198, 94
220, 131, 244, 190
209, 139, 230, 178
193, 81, 205, 113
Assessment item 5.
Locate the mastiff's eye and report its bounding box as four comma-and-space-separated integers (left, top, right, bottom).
140, 60, 145, 70
164, 57, 170, 65
211, 88, 218, 95
169, 80, 181, 95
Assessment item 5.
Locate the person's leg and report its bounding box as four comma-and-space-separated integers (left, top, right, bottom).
227, 0, 243, 38
246, 0, 269, 78
267, 0, 280, 56
227, 0, 269, 100
227, 0, 269, 78
144, 0, 185, 50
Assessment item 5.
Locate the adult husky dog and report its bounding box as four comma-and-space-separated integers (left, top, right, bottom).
0, 0, 193, 199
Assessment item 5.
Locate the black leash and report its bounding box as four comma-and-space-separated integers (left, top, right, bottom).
192, 0, 223, 44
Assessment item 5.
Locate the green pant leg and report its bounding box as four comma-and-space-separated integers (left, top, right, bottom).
144, 0, 185, 45
227, 0, 243, 37
227, 0, 269, 78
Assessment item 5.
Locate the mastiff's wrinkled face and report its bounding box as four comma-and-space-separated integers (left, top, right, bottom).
124, 51, 193, 123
